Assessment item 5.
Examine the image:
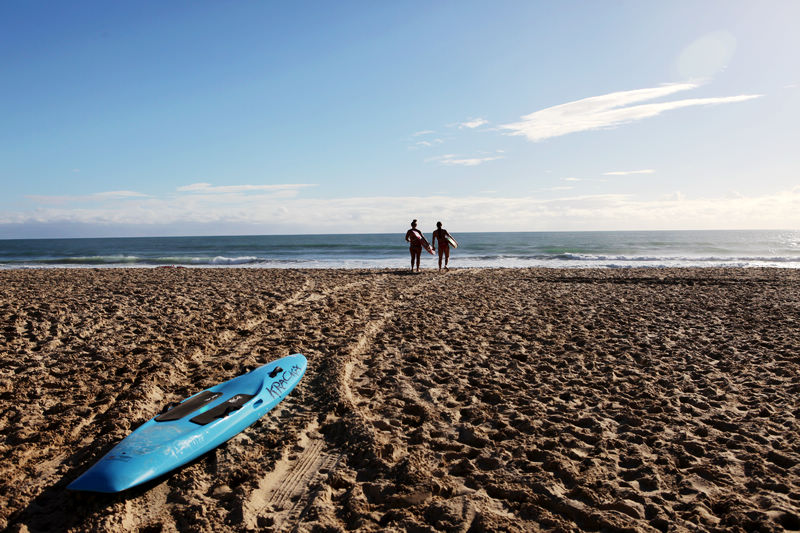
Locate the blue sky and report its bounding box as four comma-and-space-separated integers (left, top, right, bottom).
1, 1, 798, 238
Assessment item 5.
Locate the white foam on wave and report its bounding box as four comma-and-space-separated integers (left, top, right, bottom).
204, 256, 261, 265
2, 253, 799, 270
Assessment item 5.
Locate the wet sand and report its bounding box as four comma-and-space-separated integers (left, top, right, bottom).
1, 267, 799, 532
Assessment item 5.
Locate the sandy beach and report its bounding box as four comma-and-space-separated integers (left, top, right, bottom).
1, 267, 799, 532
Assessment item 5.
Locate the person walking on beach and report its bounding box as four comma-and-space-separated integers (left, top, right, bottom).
431, 221, 452, 271
405, 219, 423, 272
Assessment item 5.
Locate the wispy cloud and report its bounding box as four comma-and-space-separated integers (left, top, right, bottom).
604, 169, 655, 176
427, 153, 504, 167
25, 184, 315, 207
93, 190, 149, 198
26, 190, 148, 205
409, 130, 446, 150
561, 177, 608, 183
177, 183, 316, 194
458, 118, 488, 129
500, 83, 762, 142
413, 139, 444, 148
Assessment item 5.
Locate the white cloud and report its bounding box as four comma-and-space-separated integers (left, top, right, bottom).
177, 183, 315, 194
413, 139, 444, 148
604, 169, 655, 176
562, 177, 607, 183
26, 190, 148, 205
93, 190, 149, 198
409, 130, 445, 150
427, 153, 504, 167
25, 184, 314, 208
500, 83, 762, 142
661, 191, 686, 202
458, 118, 488, 129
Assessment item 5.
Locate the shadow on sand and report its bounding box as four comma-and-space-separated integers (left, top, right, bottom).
7, 444, 223, 532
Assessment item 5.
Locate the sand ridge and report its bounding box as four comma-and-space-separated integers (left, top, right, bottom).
1, 267, 799, 532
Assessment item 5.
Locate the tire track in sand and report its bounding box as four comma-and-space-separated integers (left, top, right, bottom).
259, 272, 442, 531
240, 273, 409, 532
242, 418, 344, 531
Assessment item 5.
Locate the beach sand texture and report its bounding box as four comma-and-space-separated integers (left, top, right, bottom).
1, 268, 799, 532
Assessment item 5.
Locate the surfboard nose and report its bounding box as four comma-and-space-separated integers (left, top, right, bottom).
68, 461, 144, 493
68, 443, 163, 493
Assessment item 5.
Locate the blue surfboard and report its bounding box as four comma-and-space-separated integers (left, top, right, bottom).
68, 353, 307, 493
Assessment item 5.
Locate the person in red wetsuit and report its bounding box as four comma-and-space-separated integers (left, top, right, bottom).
404, 219, 423, 272
431, 221, 452, 271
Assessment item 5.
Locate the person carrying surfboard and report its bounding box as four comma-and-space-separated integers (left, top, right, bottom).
405, 219, 423, 272
432, 221, 454, 271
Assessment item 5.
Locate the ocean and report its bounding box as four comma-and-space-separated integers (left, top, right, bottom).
1, 230, 799, 269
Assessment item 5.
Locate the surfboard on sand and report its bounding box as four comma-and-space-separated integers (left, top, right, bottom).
412, 230, 434, 255
68, 354, 307, 493
445, 234, 458, 249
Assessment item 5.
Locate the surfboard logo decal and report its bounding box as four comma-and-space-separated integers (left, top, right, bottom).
266, 365, 303, 399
